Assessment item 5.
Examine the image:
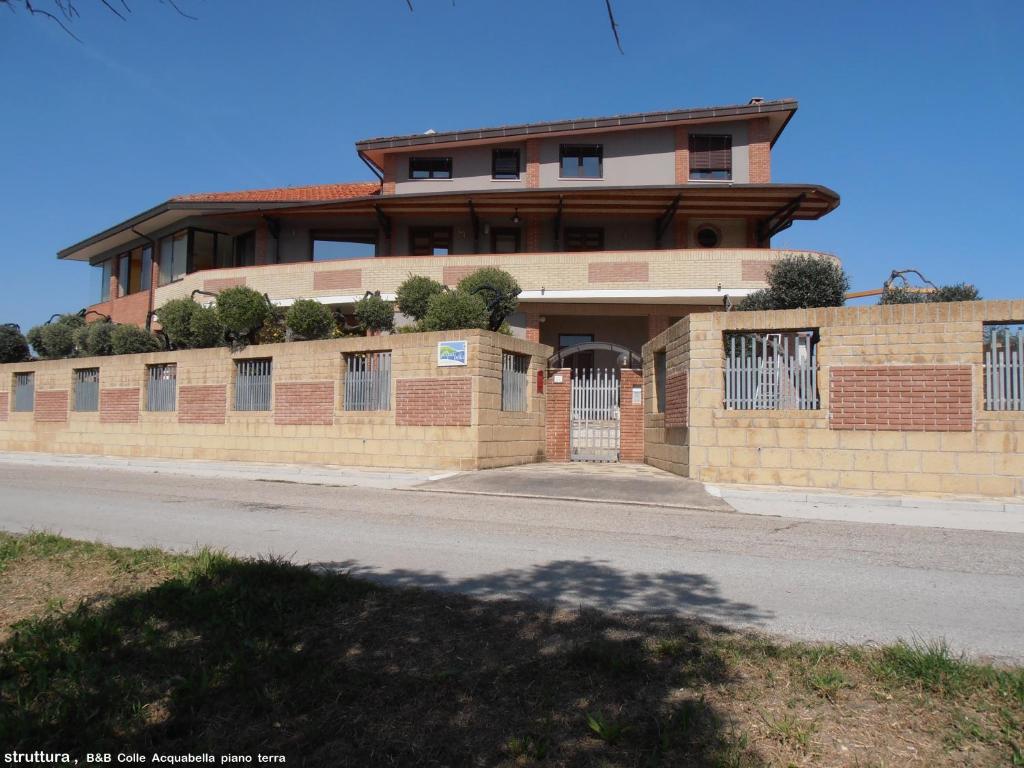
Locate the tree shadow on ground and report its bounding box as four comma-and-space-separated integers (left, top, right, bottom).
1, 555, 770, 767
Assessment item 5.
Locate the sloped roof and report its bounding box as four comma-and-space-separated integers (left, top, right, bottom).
171, 182, 379, 203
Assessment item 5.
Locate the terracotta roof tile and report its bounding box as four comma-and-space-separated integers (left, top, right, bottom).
172, 182, 379, 203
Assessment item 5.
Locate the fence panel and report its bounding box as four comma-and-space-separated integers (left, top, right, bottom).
501, 352, 529, 412
984, 326, 1024, 411
147, 364, 177, 412
13, 372, 34, 412
344, 351, 392, 411
724, 332, 819, 410
73, 368, 100, 412
235, 359, 273, 411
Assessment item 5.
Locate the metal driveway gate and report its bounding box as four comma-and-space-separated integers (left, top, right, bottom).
570, 368, 620, 462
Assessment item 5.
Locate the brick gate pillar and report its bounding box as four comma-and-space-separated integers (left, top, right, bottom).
619, 368, 644, 463
544, 368, 572, 462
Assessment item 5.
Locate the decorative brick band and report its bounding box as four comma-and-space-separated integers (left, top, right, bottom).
204, 277, 246, 292
442, 266, 477, 286
741, 260, 773, 282
275, 382, 335, 426
665, 371, 688, 428
35, 391, 68, 423
313, 269, 362, 292
100, 387, 140, 424
829, 365, 973, 432
396, 377, 471, 426
0, 392, 7, 421
588, 261, 649, 283
179, 384, 227, 425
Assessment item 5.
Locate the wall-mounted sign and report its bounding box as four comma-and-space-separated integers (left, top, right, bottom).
437, 340, 468, 367
631, 386, 643, 404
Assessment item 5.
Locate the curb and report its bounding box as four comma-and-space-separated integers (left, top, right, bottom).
405, 485, 734, 514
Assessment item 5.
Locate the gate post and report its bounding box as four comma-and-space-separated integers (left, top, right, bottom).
619, 368, 644, 462
544, 368, 572, 462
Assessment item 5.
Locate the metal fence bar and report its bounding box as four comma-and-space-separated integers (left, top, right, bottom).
984, 327, 1024, 411
501, 352, 529, 412
73, 368, 100, 412
235, 358, 273, 411
13, 372, 34, 412
344, 351, 392, 411
147, 364, 177, 412
724, 332, 819, 410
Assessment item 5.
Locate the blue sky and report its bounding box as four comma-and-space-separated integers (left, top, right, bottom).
1, 0, 1022, 332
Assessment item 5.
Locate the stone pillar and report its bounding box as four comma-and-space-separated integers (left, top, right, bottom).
619, 368, 644, 463
544, 368, 572, 462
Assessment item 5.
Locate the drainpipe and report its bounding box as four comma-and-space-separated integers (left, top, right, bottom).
132, 227, 160, 330
358, 150, 384, 192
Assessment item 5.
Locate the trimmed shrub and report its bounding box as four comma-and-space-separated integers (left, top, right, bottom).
878, 286, 928, 305
156, 299, 224, 349
286, 299, 335, 340
0, 325, 30, 363
764, 256, 849, 310
110, 324, 162, 355
216, 286, 271, 342
734, 289, 776, 312
395, 275, 445, 322
26, 325, 46, 358
28, 315, 84, 359
420, 289, 489, 332
354, 293, 395, 334
75, 321, 115, 357
879, 282, 981, 305
456, 267, 521, 328
189, 305, 226, 348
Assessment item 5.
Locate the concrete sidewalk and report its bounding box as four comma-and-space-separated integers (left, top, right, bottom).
0, 451, 453, 490
709, 483, 1024, 534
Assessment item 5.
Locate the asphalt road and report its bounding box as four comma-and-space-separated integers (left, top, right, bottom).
2, 463, 1023, 662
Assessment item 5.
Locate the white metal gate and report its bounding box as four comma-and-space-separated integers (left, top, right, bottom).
571, 368, 620, 462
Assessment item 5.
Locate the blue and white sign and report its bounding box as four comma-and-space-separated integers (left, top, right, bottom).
437, 340, 468, 367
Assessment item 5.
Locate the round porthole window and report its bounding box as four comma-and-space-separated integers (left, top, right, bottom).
696, 226, 720, 248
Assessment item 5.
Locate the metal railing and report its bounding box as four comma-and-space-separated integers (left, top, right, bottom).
501, 352, 529, 412
147, 364, 177, 412
343, 351, 391, 411
13, 372, 34, 412
984, 325, 1024, 411
235, 358, 273, 411
73, 368, 100, 412
724, 332, 819, 410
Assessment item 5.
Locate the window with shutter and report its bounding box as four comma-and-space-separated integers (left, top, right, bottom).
409, 227, 453, 256
688, 135, 732, 180
409, 157, 453, 179
492, 148, 520, 180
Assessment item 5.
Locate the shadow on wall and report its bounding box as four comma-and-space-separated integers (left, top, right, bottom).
3, 556, 771, 766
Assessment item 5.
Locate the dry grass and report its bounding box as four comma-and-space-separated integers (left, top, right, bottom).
0, 531, 1020, 767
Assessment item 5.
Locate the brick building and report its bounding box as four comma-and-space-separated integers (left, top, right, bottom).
60, 98, 839, 369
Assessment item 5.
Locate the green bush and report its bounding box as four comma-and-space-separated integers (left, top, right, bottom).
0, 325, 30, 363
286, 299, 335, 340
27, 314, 84, 359
395, 275, 445, 322
734, 289, 776, 312
216, 287, 271, 342
420, 289, 489, 331
878, 286, 928, 305
456, 267, 521, 328
74, 321, 115, 357
879, 282, 981, 305
25, 325, 45, 358
156, 299, 224, 349
110, 324, 162, 355
354, 293, 395, 334
735, 257, 849, 311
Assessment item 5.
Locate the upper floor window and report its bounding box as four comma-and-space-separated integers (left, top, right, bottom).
689, 135, 732, 180
96, 259, 113, 302
159, 231, 188, 286
564, 227, 604, 252
116, 246, 153, 297
192, 230, 237, 272
560, 144, 603, 178
492, 148, 520, 180
409, 156, 452, 180
410, 227, 453, 256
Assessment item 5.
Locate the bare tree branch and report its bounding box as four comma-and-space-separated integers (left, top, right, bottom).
604, 0, 623, 54
405, 0, 413, 10
0, 0, 193, 39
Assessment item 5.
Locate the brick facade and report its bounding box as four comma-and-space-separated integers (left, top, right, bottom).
0, 392, 8, 421
274, 382, 335, 426
674, 126, 689, 184
442, 266, 478, 286
382, 154, 396, 195
664, 371, 688, 428
396, 377, 472, 426
525, 139, 540, 188
829, 366, 973, 432
525, 313, 541, 343
741, 259, 773, 282
588, 261, 650, 283
748, 117, 772, 183
204, 277, 247, 292
179, 384, 228, 425
99, 387, 140, 424
544, 369, 571, 461
313, 269, 362, 292
619, 369, 644, 462
35, 391, 68, 423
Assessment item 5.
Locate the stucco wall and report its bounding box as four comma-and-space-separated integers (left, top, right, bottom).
644, 300, 1024, 498
0, 331, 549, 471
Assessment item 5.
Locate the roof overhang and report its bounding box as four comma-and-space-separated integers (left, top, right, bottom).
356, 99, 798, 169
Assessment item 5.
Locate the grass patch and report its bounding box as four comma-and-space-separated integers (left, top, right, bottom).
0, 531, 1021, 767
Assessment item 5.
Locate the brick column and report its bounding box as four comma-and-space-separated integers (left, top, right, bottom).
525, 313, 541, 343
619, 369, 644, 463
544, 368, 571, 462
673, 217, 688, 249
674, 126, 690, 184
382, 154, 397, 195
525, 216, 542, 252
526, 139, 540, 188
748, 117, 771, 183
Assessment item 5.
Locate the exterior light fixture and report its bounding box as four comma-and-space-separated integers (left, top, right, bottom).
511, 208, 521, 224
